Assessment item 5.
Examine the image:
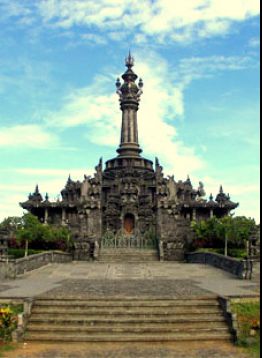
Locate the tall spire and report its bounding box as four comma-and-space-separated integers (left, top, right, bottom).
125, 50, 134, 68
115, 53, 144, 157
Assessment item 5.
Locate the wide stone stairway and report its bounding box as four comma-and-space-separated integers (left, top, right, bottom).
98, 248, 159, 262
25, 297, 233, 342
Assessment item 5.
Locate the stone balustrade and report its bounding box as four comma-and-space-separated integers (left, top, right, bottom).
186, 251, 248, 279
0, 251, 72, 279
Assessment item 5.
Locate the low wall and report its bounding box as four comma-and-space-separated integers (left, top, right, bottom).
186, 252, 245, 278
0, 251, 72, 279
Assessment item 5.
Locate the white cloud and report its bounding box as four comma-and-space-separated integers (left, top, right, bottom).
249, 37, 260, 48
34, 0, 260, 43
81, 33, 106, 45
1, 0, 259, 44
0, 125, 59, 148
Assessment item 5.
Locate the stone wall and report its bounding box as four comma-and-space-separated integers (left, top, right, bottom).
0, 251, 72, 280
186, 252, 245, 278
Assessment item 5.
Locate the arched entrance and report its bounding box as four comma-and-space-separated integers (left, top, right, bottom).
124, 213, 135, 234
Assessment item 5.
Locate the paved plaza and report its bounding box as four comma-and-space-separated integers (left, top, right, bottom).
0, 261, 259, 299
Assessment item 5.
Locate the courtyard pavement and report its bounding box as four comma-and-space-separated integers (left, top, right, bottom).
0, 262, 259, 358
2, 341, 252, 358
0, 261, 260, 299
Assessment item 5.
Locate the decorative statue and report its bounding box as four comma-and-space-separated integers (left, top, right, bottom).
198, 181, 206, 197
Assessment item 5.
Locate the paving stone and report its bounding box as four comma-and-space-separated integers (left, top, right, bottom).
40, 279, 211, 299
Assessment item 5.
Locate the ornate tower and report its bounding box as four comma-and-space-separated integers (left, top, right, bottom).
116, 52, 143, 157
105, 53, 153, 172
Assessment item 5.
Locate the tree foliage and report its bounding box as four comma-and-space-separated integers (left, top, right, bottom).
0, 213, 72, 256
0, 216, 22, 235
191, 216, 257, 251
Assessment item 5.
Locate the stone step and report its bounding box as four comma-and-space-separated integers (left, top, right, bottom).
25, 332, 232, 342
27, 320, 228, 330
32, 306, 221, 315
98, 255, 159, 262
98, 249, 159, 262
34, 298, 220, 307
100, 249, 158, 254
27, 324, 229, 333
25, 297, 232, 343
29, 313, 225, 323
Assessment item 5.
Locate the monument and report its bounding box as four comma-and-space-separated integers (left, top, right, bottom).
21, 54, 238, 260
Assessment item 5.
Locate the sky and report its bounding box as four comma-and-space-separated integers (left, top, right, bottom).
0, 0, 260, 223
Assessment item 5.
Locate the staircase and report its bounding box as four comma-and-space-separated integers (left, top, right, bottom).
98, 248, 159, 262
25, 297, 233, 342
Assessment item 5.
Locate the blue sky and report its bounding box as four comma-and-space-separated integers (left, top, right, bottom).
0, 0, 260, 222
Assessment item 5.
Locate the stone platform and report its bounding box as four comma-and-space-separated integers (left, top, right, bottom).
0, 262, 259, 299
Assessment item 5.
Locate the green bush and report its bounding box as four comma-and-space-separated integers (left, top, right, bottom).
0, 307, 18, 342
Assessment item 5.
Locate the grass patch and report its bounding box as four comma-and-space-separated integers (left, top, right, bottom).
0, 343, 17, 357
231, 300, 260, 358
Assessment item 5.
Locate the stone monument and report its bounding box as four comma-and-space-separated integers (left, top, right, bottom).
21, 54, 239, 261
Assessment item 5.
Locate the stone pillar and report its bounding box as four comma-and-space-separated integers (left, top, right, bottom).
210, 209, 214, 218
193, 209, 197, 221
44, 208, 48, 224
62, 208, 66, 226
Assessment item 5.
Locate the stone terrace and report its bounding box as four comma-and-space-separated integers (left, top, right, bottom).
0, 262, 259, 299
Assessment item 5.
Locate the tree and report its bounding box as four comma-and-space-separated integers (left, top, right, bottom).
16, 213, 73, 256
191, 217, 222, 249
0, 217, 22, 236
192, 216, 257, 256
16, 213, 44, 257
44, 226, 73, 251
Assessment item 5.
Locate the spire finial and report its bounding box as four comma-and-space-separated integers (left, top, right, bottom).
220, 185, 224, 193
125, 51, 134, 68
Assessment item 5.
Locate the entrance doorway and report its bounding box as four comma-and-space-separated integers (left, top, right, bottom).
124, 214, 135, 234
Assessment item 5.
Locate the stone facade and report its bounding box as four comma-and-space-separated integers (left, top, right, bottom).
21, 54, 239, 261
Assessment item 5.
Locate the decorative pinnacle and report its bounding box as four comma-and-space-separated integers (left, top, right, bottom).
219, 185, 224, 193
125, 51, 134, 68
209, 193, 214, 201
138, 78, 144, 88
35, 184, 39, 194
116, 78, 121, 89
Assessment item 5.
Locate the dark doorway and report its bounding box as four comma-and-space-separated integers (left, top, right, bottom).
124, 214, 135, 234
